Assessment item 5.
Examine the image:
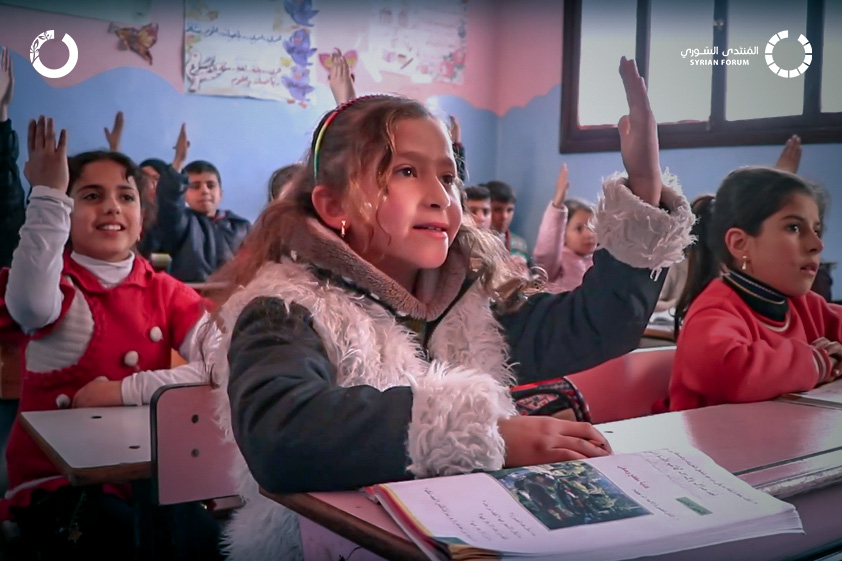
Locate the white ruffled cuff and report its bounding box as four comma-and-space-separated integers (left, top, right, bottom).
595, 170, 695, 275
407, 362, 516, 478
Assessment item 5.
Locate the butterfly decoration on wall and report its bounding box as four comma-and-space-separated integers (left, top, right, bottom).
108, 22, 159, 65
318, 50, 358, 71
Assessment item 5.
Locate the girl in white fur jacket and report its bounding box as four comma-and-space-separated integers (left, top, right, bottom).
206, 57, 694, 560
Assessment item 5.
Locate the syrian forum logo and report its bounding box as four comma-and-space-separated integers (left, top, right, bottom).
766, 30, 811, 78
30, 30, 78, 79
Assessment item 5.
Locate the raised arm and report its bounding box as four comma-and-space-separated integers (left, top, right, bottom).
154, 125, 192, 251
532, 164, 569, 280
5, 117, 69, 332
103, 110, 124, 152
500, 58, 694, 383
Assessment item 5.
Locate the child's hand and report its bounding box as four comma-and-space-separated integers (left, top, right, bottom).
328, 48, 356, 106
173, 123, 189, 171
72, 377, 123, 408
103, 110, 124, 151
498, 416, 612, 467
24, 115, 68, 191
813, 337, 842, 383
553, 163, 569, 208
776, 135, 802, 174
617, 56, 660, 207
0, 46, 14, 121
448, 115, 461, 144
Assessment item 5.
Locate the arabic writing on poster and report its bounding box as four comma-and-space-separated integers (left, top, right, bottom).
183, 0, 319, 105
366, 0, 467, 84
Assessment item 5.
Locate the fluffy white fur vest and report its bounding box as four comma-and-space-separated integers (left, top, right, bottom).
209, 261, 516, 561
209, 174, 694, 560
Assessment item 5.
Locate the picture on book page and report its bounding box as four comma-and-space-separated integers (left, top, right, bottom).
491, 461, 651, 530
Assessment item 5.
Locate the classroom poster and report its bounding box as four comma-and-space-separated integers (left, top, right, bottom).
183, 0, 319, 105
365, 0, 467, 84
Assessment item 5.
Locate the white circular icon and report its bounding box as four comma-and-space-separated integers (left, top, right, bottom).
765, 30, 811, 78
30, 30, 78, 79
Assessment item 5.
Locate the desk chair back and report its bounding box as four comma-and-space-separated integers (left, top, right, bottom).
151, 383, 238, 505
567, 347, 675, 424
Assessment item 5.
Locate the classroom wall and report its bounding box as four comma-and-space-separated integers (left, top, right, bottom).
2, 0, 840, 288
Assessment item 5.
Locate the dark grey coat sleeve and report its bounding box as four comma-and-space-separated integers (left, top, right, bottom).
227, 296, 415, 494
499, 248, 666, 384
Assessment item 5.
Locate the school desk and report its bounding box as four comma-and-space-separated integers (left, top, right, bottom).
21, 406, 154, 558
267, 401, 842, 561
20, 406, 151, 485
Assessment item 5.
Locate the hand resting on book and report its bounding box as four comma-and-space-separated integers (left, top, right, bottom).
498, 416, 612, 468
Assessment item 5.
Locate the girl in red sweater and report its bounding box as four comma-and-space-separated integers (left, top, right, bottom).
0, 117, 221, 559
670, 167, 842, 411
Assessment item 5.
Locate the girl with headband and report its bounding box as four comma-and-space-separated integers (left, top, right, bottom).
206, 58, 694, 560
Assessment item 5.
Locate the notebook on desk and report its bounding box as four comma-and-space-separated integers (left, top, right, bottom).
365, 447, 803, 561
780, 378, 842, 409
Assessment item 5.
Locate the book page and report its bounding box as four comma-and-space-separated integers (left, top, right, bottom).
790, 378, 842, 405
374, 448, 801, 560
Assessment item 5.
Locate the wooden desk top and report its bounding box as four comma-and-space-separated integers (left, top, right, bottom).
21, 406, 151, 486
271, 491, 427, 561
598, 401, 842, 498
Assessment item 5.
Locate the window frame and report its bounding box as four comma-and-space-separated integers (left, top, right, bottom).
560, 0, 842, 153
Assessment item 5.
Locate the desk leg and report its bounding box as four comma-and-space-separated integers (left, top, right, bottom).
132, 479, 156, 560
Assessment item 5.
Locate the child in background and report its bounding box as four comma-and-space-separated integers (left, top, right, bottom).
486, 179, 531, 265
154, 142, 251, 282
464, 184, 492, 229
670, 167, 842, 411
0, 117, 221, 559
267, 163, 304, 202
206, 57, 693, 560
534, 164, 596, 293
0, 46, 22, 269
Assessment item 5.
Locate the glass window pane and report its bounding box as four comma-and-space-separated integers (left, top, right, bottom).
648, 0, 714, 123
823, 0, 842, 112
726, 0, 807, 120
579, 0, 636, 126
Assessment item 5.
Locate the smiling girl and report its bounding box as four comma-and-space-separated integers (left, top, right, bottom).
670, 167, 842, 411
0, 117, 220, 558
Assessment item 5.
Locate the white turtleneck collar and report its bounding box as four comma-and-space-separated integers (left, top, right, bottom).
70, 251, 136, 289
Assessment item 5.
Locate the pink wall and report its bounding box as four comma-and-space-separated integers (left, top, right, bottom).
490, 0, 564, 115
0, 0, 563, 115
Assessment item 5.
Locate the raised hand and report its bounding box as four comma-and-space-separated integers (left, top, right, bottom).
617, 56, 661, 207
103, 110, 124, 151
553, 163, 569, 208
499, 416, 612, 468
172, 123, 189, 171
328, 48, 356, 106
24, 115, 68, 191
448, 115, 461, 144
776, 135, 802, 174
0, 46, 14, 122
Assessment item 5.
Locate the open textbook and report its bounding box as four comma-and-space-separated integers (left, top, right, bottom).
781, 378, 842, 409
366, 447, 802, 561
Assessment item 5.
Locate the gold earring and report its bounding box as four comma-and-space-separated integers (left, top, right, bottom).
340, 220, 347, 239
741, 256, 748, 271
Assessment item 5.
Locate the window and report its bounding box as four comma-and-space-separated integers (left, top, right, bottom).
560, 0, 842, 153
